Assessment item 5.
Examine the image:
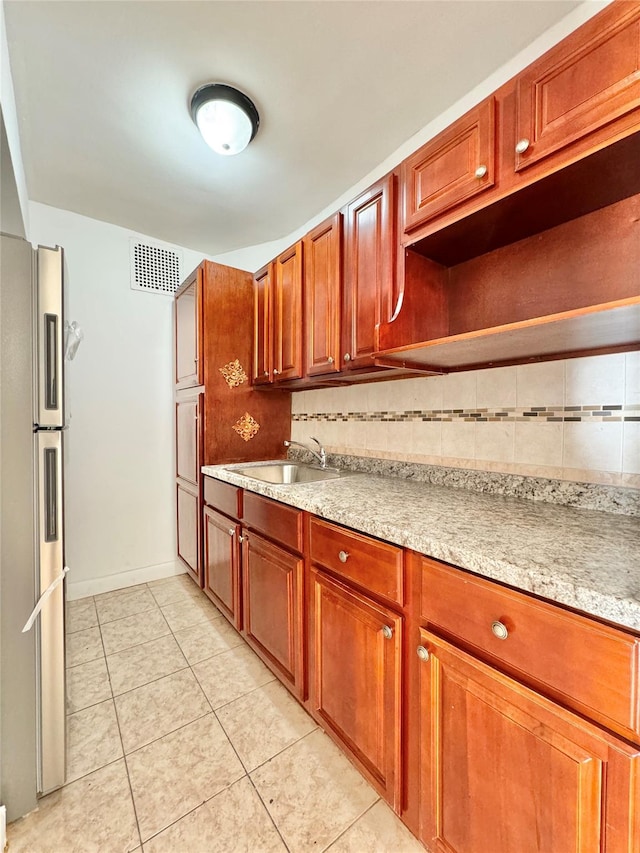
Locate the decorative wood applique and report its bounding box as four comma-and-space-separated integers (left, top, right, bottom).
233, 412, 261, 442
219, 359, 248, 388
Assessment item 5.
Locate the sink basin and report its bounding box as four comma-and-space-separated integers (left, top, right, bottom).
230, 462, 343, 485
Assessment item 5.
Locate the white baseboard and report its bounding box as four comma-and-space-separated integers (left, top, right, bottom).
66, 560, 186, 600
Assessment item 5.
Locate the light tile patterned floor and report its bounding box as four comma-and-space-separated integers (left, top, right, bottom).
8, 574, 423, 853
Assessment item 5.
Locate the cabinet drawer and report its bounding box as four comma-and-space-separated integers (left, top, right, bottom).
203, 476, 242, 520
420, 556, 640, 742
309, 518, 403, 606
243, 491, 302, 553
403, 97, 495, 231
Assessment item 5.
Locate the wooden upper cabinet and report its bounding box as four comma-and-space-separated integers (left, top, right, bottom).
343, 174, 397, 370
175, 269, 202, 389
403, 97, 496, 232
273, 241, 303, 382
252, 263, 273, 385
303, 214, 342, 377
515, 2, 640, 172
418, 630, 640, 853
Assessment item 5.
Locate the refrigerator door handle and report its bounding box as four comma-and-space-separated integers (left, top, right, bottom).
35, 247, 64, 428
22, 567, 69, 633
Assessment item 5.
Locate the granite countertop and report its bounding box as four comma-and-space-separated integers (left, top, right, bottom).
202, 461, 640, 632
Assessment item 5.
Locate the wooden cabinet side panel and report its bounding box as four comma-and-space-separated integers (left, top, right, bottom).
202, 262, 291, 464
304, 214, 342, 377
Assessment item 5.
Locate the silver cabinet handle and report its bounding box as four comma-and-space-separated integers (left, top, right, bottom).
417, 645, 430, 661
491, 620, 509, 640
273, 368, 280, 375
239, 534, 247, 544
327, 356, 334, 364
228, 528, 235, 537
338, 550, 349, 563
515, 138, 530, 154
382, 625, 393, 640
343, 353, 351, 363
475, 165, 488, 178
263, 370, 269, 377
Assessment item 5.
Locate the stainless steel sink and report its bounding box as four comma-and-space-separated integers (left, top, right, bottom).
230, 462, 343, 485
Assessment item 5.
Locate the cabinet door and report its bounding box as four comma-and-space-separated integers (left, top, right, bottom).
175, 269, 202, 389
252, 264, 272, 385
242, 531, 304, 697
417, 630, 640, 853
203, 506, 241, 629
403, 98, 495, 231
515, 3, 640, 173
176, 480, 201, 584
343, 175, 397, 370
310, 568, 402, 808
303, 213, 342, 377
273, 242, 303, 382
175, 391, 202, 487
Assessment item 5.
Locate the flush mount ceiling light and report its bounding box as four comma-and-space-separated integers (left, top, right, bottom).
190, 83, 260, 156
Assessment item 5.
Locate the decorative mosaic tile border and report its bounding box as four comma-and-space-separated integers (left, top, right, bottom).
293, 404, 640, 424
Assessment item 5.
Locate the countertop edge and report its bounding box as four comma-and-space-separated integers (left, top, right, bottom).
202, 463, 640, 634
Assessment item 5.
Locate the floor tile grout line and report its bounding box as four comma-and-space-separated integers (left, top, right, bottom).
102, 626, 173, 659
138, 776, 247, 848
245, 772, 292, 852
96, 604, 161, 628
121, 708, 213, 758
319, 797, 382, 852
205, 688, 293, 853
110, 663, 192, 700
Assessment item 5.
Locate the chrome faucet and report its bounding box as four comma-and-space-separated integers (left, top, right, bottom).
284, 437, 327, 469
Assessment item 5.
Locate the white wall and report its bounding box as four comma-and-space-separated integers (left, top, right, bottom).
29, 203, 207, 598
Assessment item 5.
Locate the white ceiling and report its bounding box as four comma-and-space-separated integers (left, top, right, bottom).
4, 0, 583, 257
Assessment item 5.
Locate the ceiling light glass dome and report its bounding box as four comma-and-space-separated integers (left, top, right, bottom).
190, 83, 260, 156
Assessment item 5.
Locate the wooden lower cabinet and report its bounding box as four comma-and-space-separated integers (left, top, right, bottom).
242, 530, 304, 698
203, 506, 241, 629
176, 479, 200, 584
309, 567, 403, 809
417, 629, 640, 853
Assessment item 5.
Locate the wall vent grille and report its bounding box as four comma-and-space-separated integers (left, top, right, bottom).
130, 239, 183, 295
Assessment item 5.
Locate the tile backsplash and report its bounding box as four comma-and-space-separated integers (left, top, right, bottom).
291, 353, 640, 488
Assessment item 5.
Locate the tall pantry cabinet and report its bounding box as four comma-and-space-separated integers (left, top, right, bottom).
174, 261, 291, 585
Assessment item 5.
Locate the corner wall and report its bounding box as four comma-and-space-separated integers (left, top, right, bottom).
29, 203, 207, 598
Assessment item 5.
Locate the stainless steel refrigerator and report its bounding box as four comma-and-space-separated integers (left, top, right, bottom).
0, 233, 66, 821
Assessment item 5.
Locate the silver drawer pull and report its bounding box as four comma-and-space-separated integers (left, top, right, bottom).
474, 165, 488, 179
491, 620, 509, 640
338, 550, 349, 563
416, 645, 430, 661
515, 138, 530, 155
228, 528, 235, 537
382, 625, 393, 640
327, 356, 334, 364
239, 534, 246, 543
